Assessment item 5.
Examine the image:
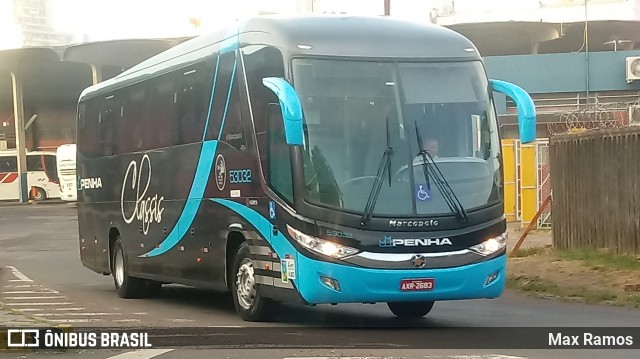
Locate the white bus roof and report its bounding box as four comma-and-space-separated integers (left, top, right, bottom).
0, 150, 57, 156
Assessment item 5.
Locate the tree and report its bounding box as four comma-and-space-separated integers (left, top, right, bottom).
384, 0, 390, 15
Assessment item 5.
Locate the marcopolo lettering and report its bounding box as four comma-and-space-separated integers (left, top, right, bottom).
388, 219, 439, 228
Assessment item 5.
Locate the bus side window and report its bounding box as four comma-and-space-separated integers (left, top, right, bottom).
146, 75, 177, 150
176, 59, 215, 145
79, 99, 100, 158
219, 80, 247, 151
267, 104, 293, 203
205, 53, 235, 142
43, 155, 58, 183
240, 45, 286, 182
121, 86, 148, 153
0, 156, 17, 172
26, 155, 43, 171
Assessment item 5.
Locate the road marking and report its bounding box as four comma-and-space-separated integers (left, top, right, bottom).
5, 302, 74, 306
5, 266, 33, 282
36, 312, 122, 317
4, 296, 66, 300
49, 319, 102, 323
18, 307, 86, 312
425, 356, 528, 359
113, 319, 141, 323
105, 349, 174, 359
3, 285, 37, 289
206, 325, 245, 328
2, 290, 60, 294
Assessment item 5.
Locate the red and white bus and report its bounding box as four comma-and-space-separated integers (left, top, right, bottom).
0, 150, 61, 201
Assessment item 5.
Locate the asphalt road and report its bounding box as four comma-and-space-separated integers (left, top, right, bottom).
2, 202, 640, 359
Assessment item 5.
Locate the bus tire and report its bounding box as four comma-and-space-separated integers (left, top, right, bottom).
31, 187, 46, 201
387, 301, 435, 319
112, 238, 147, 299
231, 242, 278, 322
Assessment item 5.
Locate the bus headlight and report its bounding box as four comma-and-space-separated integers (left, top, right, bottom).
286, 225, 359, 259
470, 232, 508, 256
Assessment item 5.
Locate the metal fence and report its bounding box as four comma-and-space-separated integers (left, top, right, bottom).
537, 140, 552, 228
550, 127, 640, 254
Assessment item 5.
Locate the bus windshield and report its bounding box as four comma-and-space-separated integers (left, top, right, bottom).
292, 58, 502, 217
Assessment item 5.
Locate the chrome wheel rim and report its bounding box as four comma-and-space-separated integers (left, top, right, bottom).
236, 259, 256, 310
114, 249, 124, 287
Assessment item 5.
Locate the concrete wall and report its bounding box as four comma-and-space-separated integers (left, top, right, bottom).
484, 50, 640, 94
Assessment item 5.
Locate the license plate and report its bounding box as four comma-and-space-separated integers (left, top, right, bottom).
400, 278, 434, 291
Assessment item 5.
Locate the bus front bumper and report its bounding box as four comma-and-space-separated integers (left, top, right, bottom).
295, 252, 506, 304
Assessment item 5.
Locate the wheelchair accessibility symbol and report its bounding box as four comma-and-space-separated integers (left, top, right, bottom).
416, 184, 431, 201
269, 201, 276, 220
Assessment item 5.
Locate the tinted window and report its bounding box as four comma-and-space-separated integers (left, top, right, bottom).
27, 155, 43, 171
0, 156, 17, 172
146, 74, 177, 149
241, 46, 285, 181
121, 85, 148, 153
204, 53, 233, 141
176, 58, 216, 145
267, 105, 293, 203
98, 96, 117, 157
79, 100, 100, 158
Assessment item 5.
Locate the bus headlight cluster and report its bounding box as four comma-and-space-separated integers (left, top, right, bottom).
286, 225, 359, 259
470, 232, 508, 256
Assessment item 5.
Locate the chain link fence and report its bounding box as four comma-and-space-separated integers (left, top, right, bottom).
537, 140, 551, 228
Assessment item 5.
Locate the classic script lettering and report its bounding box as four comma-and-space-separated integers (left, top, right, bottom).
120, 154, 165, 235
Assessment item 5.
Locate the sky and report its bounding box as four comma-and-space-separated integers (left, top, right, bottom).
0, 0, 637, 50
0, 0, 434, 49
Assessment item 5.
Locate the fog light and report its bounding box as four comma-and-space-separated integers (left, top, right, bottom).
484, 271, 499, 286
320, 275, 341, 292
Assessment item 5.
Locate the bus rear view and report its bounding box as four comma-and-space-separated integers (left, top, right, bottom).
56, 144, 77, 202
76, 15, 535, 322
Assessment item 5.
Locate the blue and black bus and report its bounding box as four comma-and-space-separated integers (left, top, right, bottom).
76, 15, 536, 321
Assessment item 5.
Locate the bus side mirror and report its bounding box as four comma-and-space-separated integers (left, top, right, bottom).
490, 79, 536, 144
262, 77, 304, 146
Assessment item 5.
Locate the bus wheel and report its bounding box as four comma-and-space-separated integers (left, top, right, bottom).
387, 301, 435, 319
31, 187, 46, 201
112, 238, 147, 298
231, 242, 277, 322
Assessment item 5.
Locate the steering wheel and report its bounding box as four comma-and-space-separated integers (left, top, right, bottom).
340, 176, 378, 187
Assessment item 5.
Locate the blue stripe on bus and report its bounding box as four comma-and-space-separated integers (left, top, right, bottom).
220, 22, 240, 54
139, 140, 218, 258
202, 55, 221, 142
217, 54, 237, 141
210, 199, 295, 263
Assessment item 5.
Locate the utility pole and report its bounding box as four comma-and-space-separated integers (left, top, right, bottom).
10, 72, 28, 203
384, 0, 390, 15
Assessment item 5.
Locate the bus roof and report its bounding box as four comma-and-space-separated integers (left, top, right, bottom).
0, 150, 56, 156
79, 15, 481, 102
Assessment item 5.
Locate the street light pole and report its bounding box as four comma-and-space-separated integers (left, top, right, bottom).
384, 0, 390, 15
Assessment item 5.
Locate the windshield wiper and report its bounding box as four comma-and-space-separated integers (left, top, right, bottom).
414, 123, 469, 223
360, 117, 395, 226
